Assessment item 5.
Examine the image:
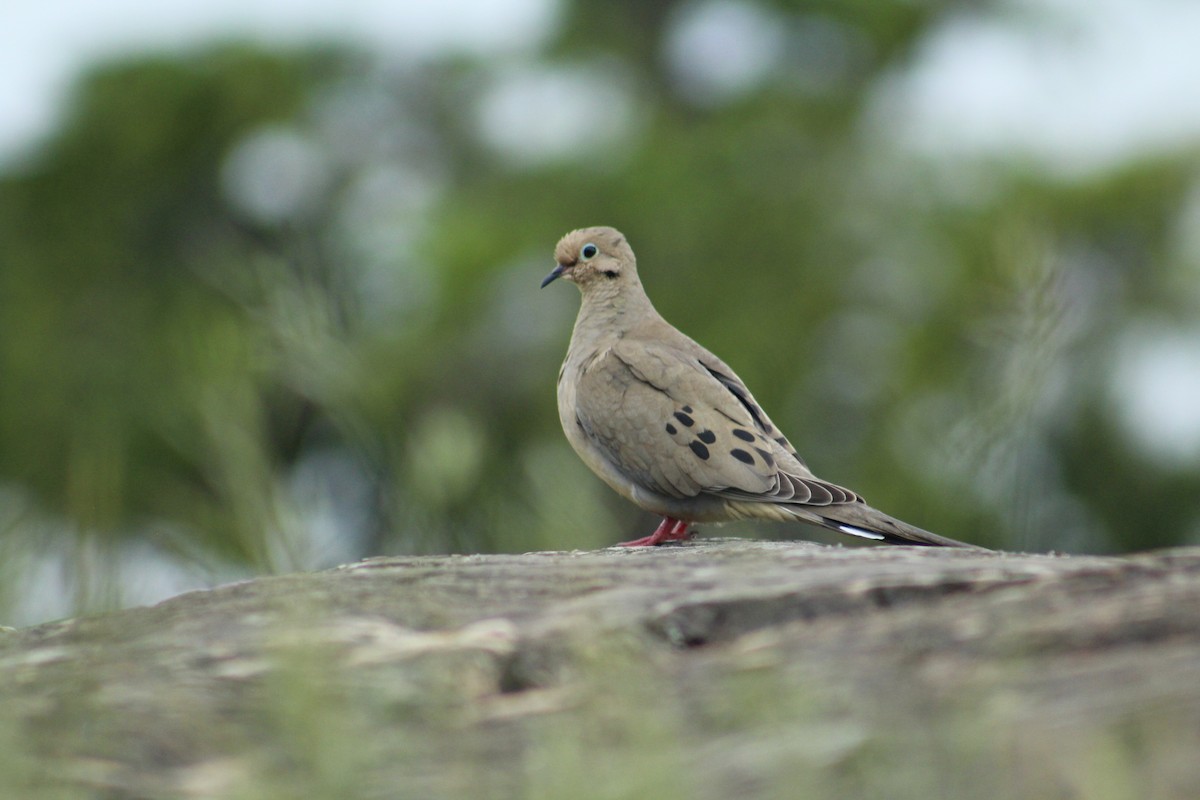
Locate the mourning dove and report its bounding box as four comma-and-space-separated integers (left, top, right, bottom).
542, 225, 981, 549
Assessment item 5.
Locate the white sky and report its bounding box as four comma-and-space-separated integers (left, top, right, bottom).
885, 0, 1200, 176
5, 0, 1200, 171
0, 0, 560, 164
1113, 324, 1200, 467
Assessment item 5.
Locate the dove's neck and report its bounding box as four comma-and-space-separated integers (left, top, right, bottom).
572, 279, 660, 347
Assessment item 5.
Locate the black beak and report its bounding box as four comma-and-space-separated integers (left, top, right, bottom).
540, 263, 567, 288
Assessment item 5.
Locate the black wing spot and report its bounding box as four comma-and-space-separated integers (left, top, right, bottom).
689, 441, 710, 460
682, 405, 693, 414
732, 429, 755, 442
754, 447, 775, 467
673, 411, 695, 427
665, 423, 677, 435
730, 448, 755, 465
697, 429, 716, 444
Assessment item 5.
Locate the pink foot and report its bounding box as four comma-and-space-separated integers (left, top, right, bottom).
618, 517, 692, 547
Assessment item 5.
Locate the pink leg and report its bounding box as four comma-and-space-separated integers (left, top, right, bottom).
663, 519, 692, 541
618, 517, 693, 547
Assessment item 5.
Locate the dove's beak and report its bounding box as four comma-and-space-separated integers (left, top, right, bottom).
540, 263, 567, 288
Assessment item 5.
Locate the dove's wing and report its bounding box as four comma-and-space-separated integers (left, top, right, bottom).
572, 337, 860, 508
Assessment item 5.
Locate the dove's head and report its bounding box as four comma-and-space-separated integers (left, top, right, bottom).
542, 226, 639, 294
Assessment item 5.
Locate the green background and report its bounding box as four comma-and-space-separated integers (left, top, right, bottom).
3, 0, 1199, 625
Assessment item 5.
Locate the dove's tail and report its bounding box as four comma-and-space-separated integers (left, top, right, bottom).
812, 503, 987, 550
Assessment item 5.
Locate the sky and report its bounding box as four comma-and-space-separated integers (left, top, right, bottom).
4, 0, 1200, 173
0, 0, 560, 164
887, 0, 1200, 176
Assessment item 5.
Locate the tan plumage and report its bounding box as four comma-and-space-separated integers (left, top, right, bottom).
543, 225, 981, 548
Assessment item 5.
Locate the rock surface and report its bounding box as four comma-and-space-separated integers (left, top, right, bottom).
2, 539, 1199, 798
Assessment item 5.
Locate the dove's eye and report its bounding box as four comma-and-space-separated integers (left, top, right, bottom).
581, 243, 598, 260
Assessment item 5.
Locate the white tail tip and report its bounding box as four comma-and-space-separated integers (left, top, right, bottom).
836, 524, 885, 541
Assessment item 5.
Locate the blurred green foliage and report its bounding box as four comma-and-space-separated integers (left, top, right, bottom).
2, 0, 1199, 623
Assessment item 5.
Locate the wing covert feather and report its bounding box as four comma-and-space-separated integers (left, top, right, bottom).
572, 340, 860, 510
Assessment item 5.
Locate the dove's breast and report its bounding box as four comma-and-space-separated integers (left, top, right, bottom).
557, 347, 633, 499
556, 343, 731, 522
